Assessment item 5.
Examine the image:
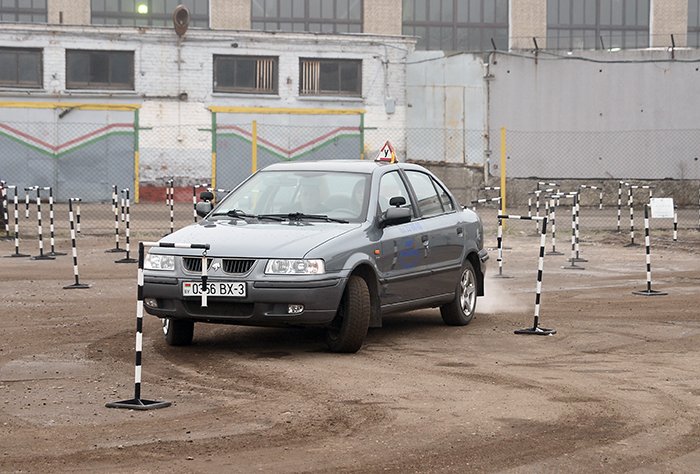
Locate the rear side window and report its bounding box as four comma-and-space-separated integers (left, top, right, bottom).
405, 171, 448, 217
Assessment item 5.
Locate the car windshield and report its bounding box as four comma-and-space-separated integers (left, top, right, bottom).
214, 170, 370, 223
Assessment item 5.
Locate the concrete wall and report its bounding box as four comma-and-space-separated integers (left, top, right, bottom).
210, 0, 250, 30
364, 0, 402, 36
510, 0, 547, 50
650, 0, 688, 47
47, 0, 90, 25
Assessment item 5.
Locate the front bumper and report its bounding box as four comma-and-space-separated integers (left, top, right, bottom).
143, 275, 346, 328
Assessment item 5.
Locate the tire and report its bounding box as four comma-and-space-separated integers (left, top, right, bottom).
440, 260, 477, 326
325, 275, 371, 353
162, 318, 194, 346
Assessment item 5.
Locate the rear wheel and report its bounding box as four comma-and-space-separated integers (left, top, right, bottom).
440, 260, 477, 326
325, 275, 370, 353
162, 318, 194, 346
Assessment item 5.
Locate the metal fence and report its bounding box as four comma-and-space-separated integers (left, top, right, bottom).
2, 123, 700, 243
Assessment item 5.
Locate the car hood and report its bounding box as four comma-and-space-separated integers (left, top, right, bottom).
158, 219, 362, 258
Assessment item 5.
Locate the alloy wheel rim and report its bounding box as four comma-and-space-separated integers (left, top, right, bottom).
459, 269, 476, 314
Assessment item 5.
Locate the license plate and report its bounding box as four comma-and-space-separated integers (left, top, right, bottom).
182, 281, 246, 297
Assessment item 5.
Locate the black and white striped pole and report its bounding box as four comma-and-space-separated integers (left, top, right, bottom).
470, 197, 510, 278
572, 193, 587, 262
579, 184, 604, 210
115, 188, 137, 264
43, 186, 66, 257
497, 214, 555, 336
624, 185, 638, 247
63, 199, 90, 289
673, 205, 678, 242
1, 180, 10, 240
28, 187, 54, 261
616, 181, 624, 233
106, 185, 125, 253
633, 205, 667, 297
74, 198, 82, 235
167, 178, 174, 234
556, 192, 585, 270
107, 241, 210, 410
545, 197, 563, 256
24, 188, 32, 219
4, 186, 29, 258
192, 183, 209, 223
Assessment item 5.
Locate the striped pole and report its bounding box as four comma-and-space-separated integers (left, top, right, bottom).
624, 185, 638, 247
63, 199, 90, 289
116, 188, 137, 264
546, 198, 563, 256
1, 181, 10, 240
4, 186, 29, 258
579, 184, 604, 210
673, 206, 678, 242
167, 178, 174, 234
25, 189, 32, 219
107, 241, 209, 410
554, 192, 584, 270
30, 187, 54, 260
497, 214, 555, 336
471, 197, 509, 278
75, 198, 81, 234
616, 181, 624, 232
572, 193, 587, 262
633, 205, 667, 297
192, 184, 210, 223
106, 185, 125, 253
45, 187, 66, 257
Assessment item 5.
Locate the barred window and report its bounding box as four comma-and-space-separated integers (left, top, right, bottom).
213, 55, 278, 94
0, 48, 42, 89
402, 0, 509, 51
91, 0, 209, 27
66, 50, 135, 90
252, 0, 362, 33
299, 58, 361, 97
690, 0, 700, 47
0, 0, 46, 23
547, 0, 650, 50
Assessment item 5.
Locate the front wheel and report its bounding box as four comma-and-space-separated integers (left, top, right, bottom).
325, 275, 370, 353
440, 260, 477, 326
162, 318, 194, 346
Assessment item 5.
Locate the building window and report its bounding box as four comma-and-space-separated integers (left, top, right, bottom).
252, 0, 362, 33
299, 58, 361, 97
66, 50, 135, 90
690, 0, 700, 47
402, 0, 509, 51
0, 48, 42, 89
0, 0, 46, 23
547, 0, 650, 50
213, 55, 278, 94
91, 0, 209, 27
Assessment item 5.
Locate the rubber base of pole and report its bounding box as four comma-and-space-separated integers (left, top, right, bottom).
514, 326, 556, 335
115, 257, 138, 264
5, 253, 30, 258
632, 289, 668, 296
493, 274, 514, 279
547, 251, 564, 256
32, 255, 55, 260
49, 251, 67, 256
0, 235, 13, 241
624, 242, 640, 247
105, 398, 171, 410
105, 248, 126, 253
562, 263, 585, 270
571, 257, 588, 263
63, 283, 91, 289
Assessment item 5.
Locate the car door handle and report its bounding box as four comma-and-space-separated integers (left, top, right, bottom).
421, 235, 429, 245
456, 227, 463, 236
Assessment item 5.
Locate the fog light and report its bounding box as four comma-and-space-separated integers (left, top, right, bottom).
288, 304, 304, 314
144, 298, 158, 308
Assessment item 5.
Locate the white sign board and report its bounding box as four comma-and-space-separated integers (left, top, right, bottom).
650, 198, 674, 219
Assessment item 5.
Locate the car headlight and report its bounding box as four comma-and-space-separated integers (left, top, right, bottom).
144, 253, 175, 271
265, 259, 325, 275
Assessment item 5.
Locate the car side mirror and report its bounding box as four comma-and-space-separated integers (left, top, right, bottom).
200, 191, 214, 202
380, 206, 412, 228
196, 201, 212, 217
389, 196, 406, 207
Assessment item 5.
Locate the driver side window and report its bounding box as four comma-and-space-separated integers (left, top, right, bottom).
378, 171, 412, 214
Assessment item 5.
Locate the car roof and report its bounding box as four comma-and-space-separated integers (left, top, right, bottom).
260, 159, 426, 174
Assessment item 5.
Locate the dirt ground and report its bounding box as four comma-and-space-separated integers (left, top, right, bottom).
1, 224, 700, 473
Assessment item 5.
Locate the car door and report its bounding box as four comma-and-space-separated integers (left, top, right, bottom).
403, 170, 464, 298
375, 170, 433, 305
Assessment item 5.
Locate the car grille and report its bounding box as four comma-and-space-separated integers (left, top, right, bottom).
222, 259, 255, 274
182, 257, 212, 273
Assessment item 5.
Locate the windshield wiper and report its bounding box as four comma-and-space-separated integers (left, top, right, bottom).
258, 212, 349, 224
210, 209, 256, 219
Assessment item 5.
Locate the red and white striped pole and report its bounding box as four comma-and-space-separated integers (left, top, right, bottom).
107, 241, 210, 410
63, 198, 90, 289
